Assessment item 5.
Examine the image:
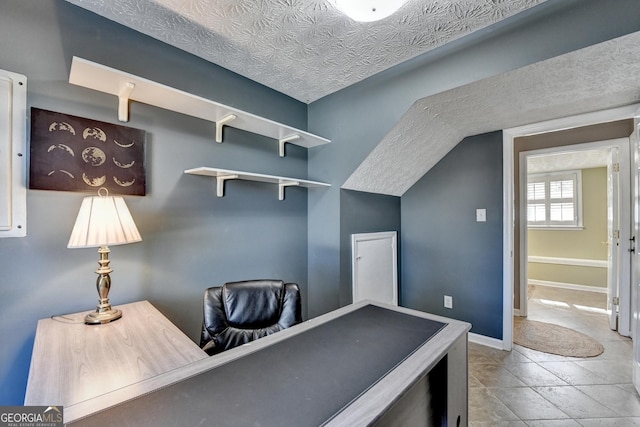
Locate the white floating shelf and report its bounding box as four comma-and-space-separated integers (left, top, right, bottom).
68, 57, 330, 156
185, 167, 330, 200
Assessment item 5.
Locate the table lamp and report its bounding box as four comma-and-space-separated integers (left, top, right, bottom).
68, 188, 142, 324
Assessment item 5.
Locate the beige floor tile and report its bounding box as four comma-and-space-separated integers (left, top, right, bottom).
621, 383, 640, 394
575, 384, 640, 417
513, 345, 578, 363
470, 422, 528, 427
575, 358, 633, 383
532, 386, 617, 419
576, 418, 640, 426
597, 340, 634, 361
469, 373, 483, 388
469, 287, 638, 425
470, 363, 528, 388
470, 341, 533, 366
524, 420, 582, 426
504, 362, 568, 386
490, 386, 569, 420
537, 361, 615, 385
469, 387, 520, 423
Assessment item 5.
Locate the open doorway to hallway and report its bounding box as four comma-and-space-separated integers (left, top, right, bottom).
503, 106, 639, 353
524, 146, 617, 336
520, 139, 631, 338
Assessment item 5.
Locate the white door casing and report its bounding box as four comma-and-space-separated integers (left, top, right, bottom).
615, 138, 632, 336
606, 140, 632, 336
504, 104, 640, 351
607, 147, 621, 331
352, 231, 398, 306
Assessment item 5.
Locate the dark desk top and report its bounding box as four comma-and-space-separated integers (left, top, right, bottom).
68, 304, 446, 427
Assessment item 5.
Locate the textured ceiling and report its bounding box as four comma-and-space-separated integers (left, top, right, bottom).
527, 149, 611, 174
342, 31, 640, 196
62, 0, 640, 198
65, 0, 546, 103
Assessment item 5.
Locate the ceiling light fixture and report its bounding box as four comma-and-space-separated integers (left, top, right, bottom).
332, 0, 409, 22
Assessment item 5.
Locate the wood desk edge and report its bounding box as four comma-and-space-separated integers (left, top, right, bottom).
65, 301, 470, 424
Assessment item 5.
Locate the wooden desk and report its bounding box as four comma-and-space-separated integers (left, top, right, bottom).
63, 301, 470, 426
24, 300, 207, 407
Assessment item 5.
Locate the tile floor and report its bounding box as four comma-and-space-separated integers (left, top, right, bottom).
469, 285, 639, 426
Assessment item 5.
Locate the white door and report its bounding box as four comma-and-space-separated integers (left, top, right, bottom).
631, 118, 640, 395
352, 231, 398, 306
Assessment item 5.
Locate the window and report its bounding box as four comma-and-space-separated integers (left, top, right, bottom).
527, 170, 582, 228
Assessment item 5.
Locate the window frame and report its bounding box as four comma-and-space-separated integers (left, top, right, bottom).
527, 169, 583, 230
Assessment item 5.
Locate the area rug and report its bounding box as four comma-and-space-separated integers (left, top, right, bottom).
513, 317, 604, 357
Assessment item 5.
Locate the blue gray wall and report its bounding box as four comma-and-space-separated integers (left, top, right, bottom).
401, 132, 504, 339
340, 190, 401, 306
307, 0, 640, 323
3, 0, 640, 406
0, 1, 310, 405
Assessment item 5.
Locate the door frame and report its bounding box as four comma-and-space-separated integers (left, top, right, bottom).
351, 231, 398, 306
502, 104, 640, 351
517, 138, 630, 328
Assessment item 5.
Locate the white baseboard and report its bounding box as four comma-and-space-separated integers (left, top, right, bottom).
528, 255, 607, 268
468, 332, 505, 350
528, 279, 607, 294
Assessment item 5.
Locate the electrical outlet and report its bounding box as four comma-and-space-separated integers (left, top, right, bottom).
444, 295, 453, 309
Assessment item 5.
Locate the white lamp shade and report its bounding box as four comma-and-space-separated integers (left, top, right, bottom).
68, 194, 142, 248
332, 0, 408, 22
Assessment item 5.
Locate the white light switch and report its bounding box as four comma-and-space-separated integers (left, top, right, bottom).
476, 209, 486, 222
444, 295, 453, 309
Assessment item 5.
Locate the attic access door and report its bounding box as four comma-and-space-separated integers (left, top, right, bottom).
352, 231, 398, 306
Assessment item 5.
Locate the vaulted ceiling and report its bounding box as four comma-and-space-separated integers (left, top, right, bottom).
65, 0, 546, 103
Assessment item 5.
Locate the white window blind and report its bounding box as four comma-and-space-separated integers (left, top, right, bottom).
527, 171, 582, 228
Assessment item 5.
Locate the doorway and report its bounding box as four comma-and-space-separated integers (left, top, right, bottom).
519, 140, 631, 336
502, 104, 640, 351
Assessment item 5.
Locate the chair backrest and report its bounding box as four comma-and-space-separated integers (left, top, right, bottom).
200, 279, 301, 355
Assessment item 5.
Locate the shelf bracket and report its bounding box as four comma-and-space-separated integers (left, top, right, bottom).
118, 82, 135, 122
215, 114, 237, 143
278, 181, 299, 201
215, 174, 239, 197
279, 134, 300, 157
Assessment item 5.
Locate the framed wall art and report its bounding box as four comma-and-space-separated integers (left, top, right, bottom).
29, 108, 146, 196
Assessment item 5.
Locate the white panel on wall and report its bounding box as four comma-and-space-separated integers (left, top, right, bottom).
0, 69, 27, 237
352, 231, 398, 306
0, 78, 11, 230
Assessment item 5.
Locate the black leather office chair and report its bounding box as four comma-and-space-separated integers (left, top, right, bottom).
200, 279, 302, 356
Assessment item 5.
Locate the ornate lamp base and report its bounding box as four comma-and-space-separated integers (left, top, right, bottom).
85, 245, 123, 325
85, 307, 122, 324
